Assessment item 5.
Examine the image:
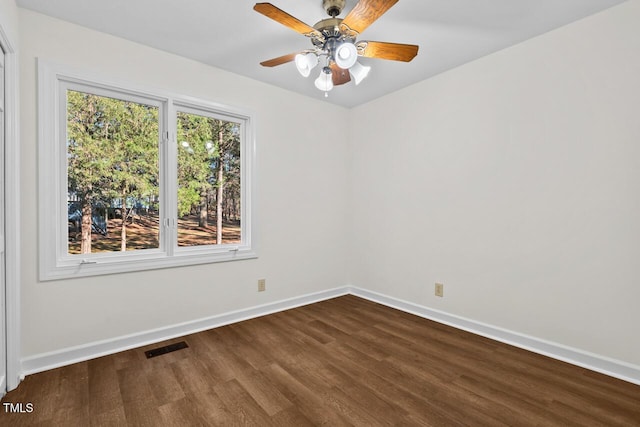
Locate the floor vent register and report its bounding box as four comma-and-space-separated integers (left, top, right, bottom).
144, 341, 189, 358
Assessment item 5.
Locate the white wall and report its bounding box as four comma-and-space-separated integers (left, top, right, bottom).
0, 0, 19, 44
18, 9, 350, 357
349, 0, 640, 366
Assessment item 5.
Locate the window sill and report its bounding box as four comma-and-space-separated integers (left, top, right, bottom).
40, 248, 258, 281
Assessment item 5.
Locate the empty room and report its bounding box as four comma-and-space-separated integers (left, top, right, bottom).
0, 0, 639, 425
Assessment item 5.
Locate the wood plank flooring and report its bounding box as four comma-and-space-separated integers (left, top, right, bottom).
1, 295, 639, 426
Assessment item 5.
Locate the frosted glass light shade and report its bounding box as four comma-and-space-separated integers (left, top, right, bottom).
335, 42, 358, 69
314, 67, 333, 92
350, 61, 371, 85
295, 53, 319, 77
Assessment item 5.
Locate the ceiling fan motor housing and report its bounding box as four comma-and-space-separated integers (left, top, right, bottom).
323, 0, 346, 17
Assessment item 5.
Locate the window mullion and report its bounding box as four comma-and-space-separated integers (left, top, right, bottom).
162, 100, 178, 256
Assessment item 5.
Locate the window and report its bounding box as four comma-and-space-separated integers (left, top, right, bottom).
66, 88, 162, 255
38, 60, 256, 280
175, 107, 242, 248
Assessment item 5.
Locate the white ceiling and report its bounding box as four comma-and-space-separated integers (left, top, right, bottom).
16, 0, 626, 108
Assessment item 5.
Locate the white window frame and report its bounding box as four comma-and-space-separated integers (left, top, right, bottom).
38, 59, 257, 281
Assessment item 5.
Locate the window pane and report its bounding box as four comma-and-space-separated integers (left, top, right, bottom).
66, 90, 160, 254
176, 111, 241, 247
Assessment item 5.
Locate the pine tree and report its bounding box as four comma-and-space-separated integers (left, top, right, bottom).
67, 91, 159, 253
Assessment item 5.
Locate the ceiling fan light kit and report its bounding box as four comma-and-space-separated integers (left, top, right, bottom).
254, 0, 418, 97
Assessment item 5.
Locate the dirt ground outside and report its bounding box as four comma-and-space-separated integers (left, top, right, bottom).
68, 213, 241, 254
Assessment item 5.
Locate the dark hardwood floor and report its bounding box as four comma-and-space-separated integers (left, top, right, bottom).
2, 295, 639, 426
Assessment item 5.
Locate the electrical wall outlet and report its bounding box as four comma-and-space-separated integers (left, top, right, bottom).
258, 279, 266, 292
435, 282, 444, 297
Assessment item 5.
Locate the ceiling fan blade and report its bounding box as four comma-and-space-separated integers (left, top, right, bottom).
330, 63, 351, 86
260, 52, 298, 67
341, 0, 399, 35
358, 41, 419, 62
254, 3, 321, 37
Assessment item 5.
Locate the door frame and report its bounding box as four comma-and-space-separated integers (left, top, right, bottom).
0, 23, 21, 392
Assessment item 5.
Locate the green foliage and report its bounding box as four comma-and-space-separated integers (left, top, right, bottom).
176, 112, 241, 220
177, 112, 215, 217
67, 90, 242, 252
67, 91, 159, 204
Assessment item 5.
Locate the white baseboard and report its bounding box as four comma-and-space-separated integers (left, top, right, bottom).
348, 286, 640, 386
20, 286, 349, 376
20, 285, 640, 387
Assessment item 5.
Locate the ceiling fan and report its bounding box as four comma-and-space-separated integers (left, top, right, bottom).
254, 0, 419, 95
